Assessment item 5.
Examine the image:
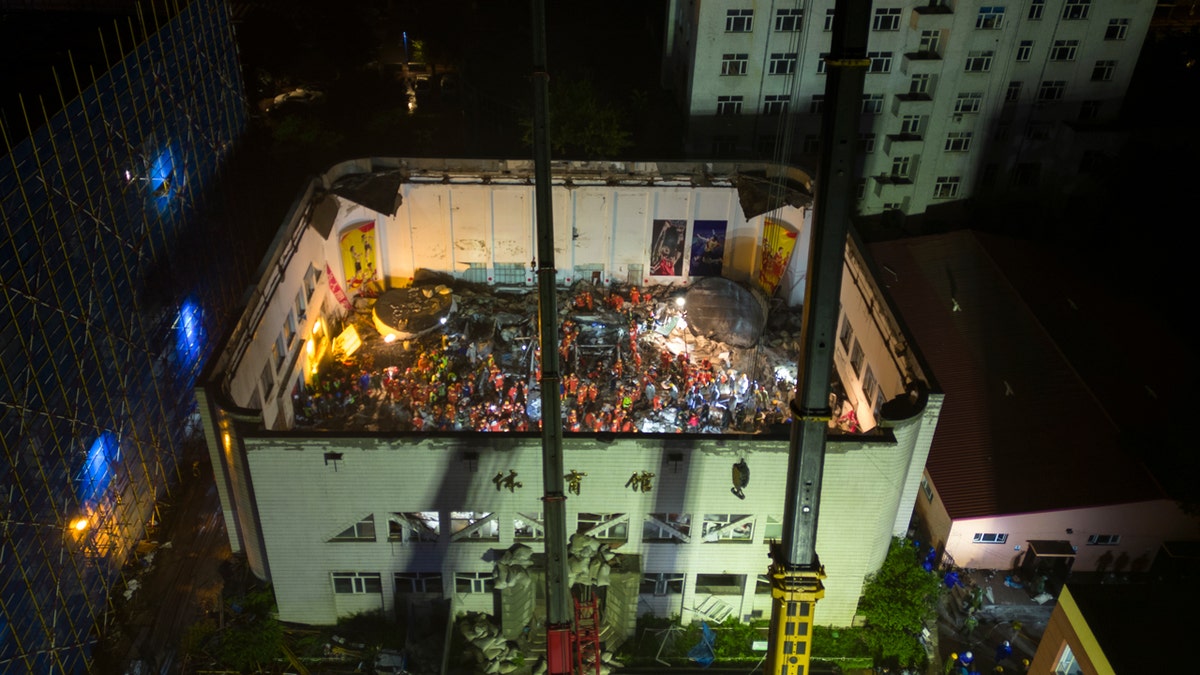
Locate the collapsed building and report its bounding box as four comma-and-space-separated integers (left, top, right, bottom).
196, 158, 941, 645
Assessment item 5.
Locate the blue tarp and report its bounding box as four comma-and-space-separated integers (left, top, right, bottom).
687, 621, 716, 668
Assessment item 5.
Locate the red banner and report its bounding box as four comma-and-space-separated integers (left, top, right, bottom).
326, 263, 351, 311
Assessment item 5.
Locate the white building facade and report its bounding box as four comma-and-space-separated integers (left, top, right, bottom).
196, 158, 940, 631
662, 0, 1154, 216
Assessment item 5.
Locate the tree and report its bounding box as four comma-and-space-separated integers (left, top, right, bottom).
521, 77, 633, 158
857, 537, 942, 669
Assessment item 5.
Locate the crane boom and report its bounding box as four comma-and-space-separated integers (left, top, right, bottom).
766, 2, 871, 673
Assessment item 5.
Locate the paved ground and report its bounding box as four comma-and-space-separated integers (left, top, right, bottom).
934, 570, 1050, 674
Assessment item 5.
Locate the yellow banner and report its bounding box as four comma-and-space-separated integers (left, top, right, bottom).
759, 218, 798, 296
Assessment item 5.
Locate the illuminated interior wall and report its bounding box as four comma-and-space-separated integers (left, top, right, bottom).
0, 0, 246, 671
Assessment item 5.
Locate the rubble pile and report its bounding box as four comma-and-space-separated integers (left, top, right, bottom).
567, 532, 616, 588
493, 543, 535, 591
455, 611, 525, 675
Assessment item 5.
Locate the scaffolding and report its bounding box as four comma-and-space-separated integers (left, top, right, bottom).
0, 0, 248, 671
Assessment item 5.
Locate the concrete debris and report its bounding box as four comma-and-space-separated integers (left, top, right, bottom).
455, 612, 524, 675
493, 543, 535, 591
568, 532, 615, 587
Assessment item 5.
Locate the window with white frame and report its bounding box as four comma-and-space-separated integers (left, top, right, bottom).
838, 314, 854, 352
910, 73, 933, 96
333, 572, 382, 594
1055, 645, 1083, 675
858, 132, 876, 153
973, 533, 1008, 544
702, 514, 754, 541
823, 8, 835, 31
717, 95, 743, 115
944, 131, 972, 152
955, 92, 983, 113
850, 338, 866, 373
883, 202, 902, 212
867, 51, 893, 73
817, 52, 830, 74
304, 263, 320, 298
725, 8, 753, 32
695, 573, 746, 595
1087, 534, 1120, 545
260, 361, 274, 398
976, 6, 1005, 29
640, 573, 685, 596
810, 94, 825, 114
900, 114, 922, 136
284, 310, 297, 347
330, 514, 376, 542
1062, 0, 1089, 20
1050, 40, 1078, 61
920, 477, 934, 503
388, 512, 440, 542
721, 53, 749, 76
873, 7, 901, 31
455, 571, 495, 594
933, 176, 961, 199
1038, 80, 1066, 101
273, 335, 285, 370
775, 7, 803, 31
1028, 0, 1045, 20
1105, 18, 1129, 40
965, 50, 994, 72
1092, 60, 1116, 81
1005, 81, 1022, 103
764, 516, 783, 540
861, 366, 878, 403
395, 572, 443, 594
918, 29, 941, 55
1016, 40, 1033, 62
577, 512, 629, 541
769, 52, 797, 75
862, 94, 884, 114
514, 513, 544, 540
643, 513, 692, 542
295, 288, 307, 318
450, 511, 499, 541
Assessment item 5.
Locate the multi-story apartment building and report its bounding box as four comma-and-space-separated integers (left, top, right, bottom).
662, 0, 1154, 217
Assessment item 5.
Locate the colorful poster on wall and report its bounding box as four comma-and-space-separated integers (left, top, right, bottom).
650, 219, 686, 277
326, 263, 351, 310
339, 221, 378, 297
689, 220, 727, 277
758, 218, 799, 296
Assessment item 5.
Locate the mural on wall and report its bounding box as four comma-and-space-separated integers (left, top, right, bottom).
689, 220, 727, 277
758, 218, 799, 296
339, 221, 379, 297
650, 219, 686, 277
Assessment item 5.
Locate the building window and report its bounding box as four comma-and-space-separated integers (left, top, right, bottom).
643, 513, 692, 542
933, 176, 961, 199
862, 94, 884, 115
858, 132, 876, 153
867, 51, 893, 73
1092, 60, 1116, 82
882, 202, 902, 212
954, 92, 983, 113
873, 7, 902, 31
944, 132, 972, 152
856, 178, 866, 200
725, 8, 753, 32
455, 571, 495, 594
640, 573, 685, 596
702, 514, 754, 541
304, 263, 320, 298
1016, 40, 1033, 62
1005, 81, 1022, 103
802, 134, 820, 154
284, 310, 297, 347
1079, 100, 1101, 120
976, 6, 1005, 30
1050, 40, 1078, 61
769, 53, 798, 75
1105, 18, 1130, 40
577, 512, 629, 541
965, 50, 994, 72
330, 514, 377, 542
695, 573, 746, 595
1055, 645, 1083, 675
920, 477, 934, 503
711, 135, 737, 156
295, 288, 307, 317
1062, 0, 1090, 20
775, 8, 803, 31
333, 572, 382, 594
823, 8, 835, 31
717, 95, 743, 115
817, 52, 830, 74
721, 53, 749, 76
1087, 534, 1121, 546
861, 365, 878, 402
850, 338, 866, 374
395, 572, 443, 595
918, 30, 941, 56
1013, 162, 1041, 185
388, 512, 440, 542
1038, 80, 1066, 101
809, 95, 825, 114
260, 361, 274, 399
272, 335, 285, 370
899, 114, 922, 136
973, 533, 1008, 544
514, 512, 544, 540
763, 95, 789, 116
450, 511, 499, 541
838, 314, 854, 352
1028, 0, 1045, 20
909, 73, 933, 97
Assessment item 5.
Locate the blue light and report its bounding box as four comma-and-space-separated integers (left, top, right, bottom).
79, 433, 116, 504
176, 298, 205, 371
147, 146, 177, 210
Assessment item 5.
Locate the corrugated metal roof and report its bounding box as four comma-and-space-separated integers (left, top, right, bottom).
869, 231, 1164, 520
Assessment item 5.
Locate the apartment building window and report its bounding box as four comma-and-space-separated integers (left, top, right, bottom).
920, 477, 934, 503
890, 156, 912, 179
395, 573, 443, 594
455, 572, 495, 594
775, 8, 803, 31
1106, 18, 1130, 40
259, 361, 274, 399
330, 514, 377, 542
1088, 534, 1121, 545
850, 338, 866, 374
641, 573, 685, 596
272, 335, 285, 370
1079, 100, 1101, 120
1005, 81, 1022, 103
861, 366, 878, 403
933, 176, 961, 199
1016, 40, 1033, 62
802, 134, 820, 154
725, 8, 754, 32
909, 73, 933, 96
711, 135, 737, 155
817, 52, 830, 74
823, 8, 835, 31
867, 51, 893, 73
1050, 40, 1078, 61
838, 314, 854, 352
918, 30, 941, 56
1062, 0, 1090, 20
944, 132, 972, 152
333, 572, 382, 594
1028, 0, 1045, 20
856, 178, 866, 200
1092, 60, 1116, 82
900, 114, 922, 136
973, 533, 1008, 544
976, 6, 1005, 30
763, 95, 790, 116
882, 202, 902, 212
295, 288, 307, 318
1038, 80, 1066, 101
283, 310, 297, 348
954, 92, 983, 113
858, 132, 876, 153
862, 94, 884, 114
769, 53, 797, 75
717, 95, 743, 115
873, 7, 902, 31
810, 94, 825, 114
965, 50, 994, 72
303, 263, 320, 298
721, 53, 749, 76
